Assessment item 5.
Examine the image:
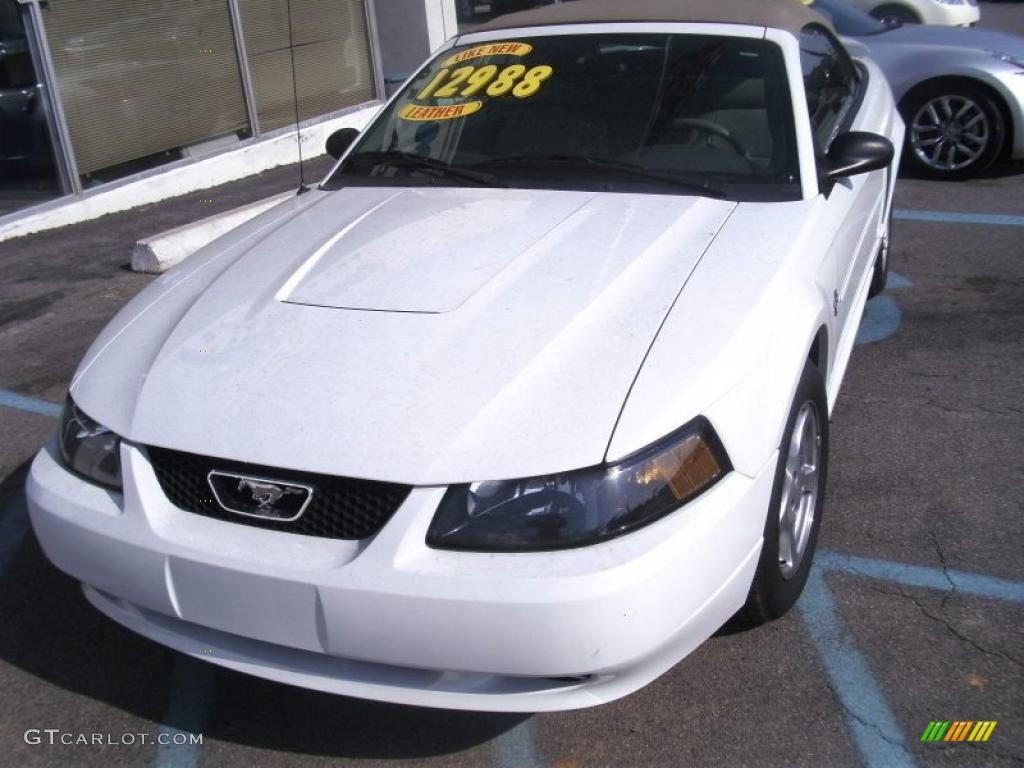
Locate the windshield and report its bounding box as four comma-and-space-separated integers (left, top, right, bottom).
810, 0, 890, 37
326, 33, 801, 202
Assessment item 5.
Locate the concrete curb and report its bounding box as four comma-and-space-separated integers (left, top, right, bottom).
131, 191, 295, 274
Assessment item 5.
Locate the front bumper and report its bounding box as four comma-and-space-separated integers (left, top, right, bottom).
27, 440, 773, 712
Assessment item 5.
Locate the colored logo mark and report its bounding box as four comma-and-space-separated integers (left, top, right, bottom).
921, 721, 997, 742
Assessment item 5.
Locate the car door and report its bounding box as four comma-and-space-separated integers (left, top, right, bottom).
801, 24, 883, 344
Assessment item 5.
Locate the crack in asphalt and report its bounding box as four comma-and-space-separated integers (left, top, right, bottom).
929, 530, 958, 613
863, 582, 1022, 669
818, 674, 909, 755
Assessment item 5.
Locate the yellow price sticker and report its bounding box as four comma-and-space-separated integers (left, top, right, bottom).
442, 42, 533, 67
414, 63, 554, 102
399, 101, 483, 121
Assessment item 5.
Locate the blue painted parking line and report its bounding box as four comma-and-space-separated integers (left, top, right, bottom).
886, 273, 913, 291
492, 718, 545, 768
0, 380, 212, 768
818, 550, 1024, 603
0, 383, 216, 768
0, 494, 30, 577
798, 568, 917, 768
0, 387, 57, 577
805, 549, 1024, 768
893, 209, 1024, 228
856, 273, 913, 347
152, 657, 214, 768
856, 296, 902, 346
0, 388, 61, 419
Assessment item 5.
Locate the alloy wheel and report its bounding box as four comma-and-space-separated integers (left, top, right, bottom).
778, 401, 821, 579
911, 94, 990, 172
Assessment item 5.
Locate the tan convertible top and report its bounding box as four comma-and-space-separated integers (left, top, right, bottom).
474, 0, 832, 36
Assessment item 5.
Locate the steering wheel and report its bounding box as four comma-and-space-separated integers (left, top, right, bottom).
672, 118, 759, 172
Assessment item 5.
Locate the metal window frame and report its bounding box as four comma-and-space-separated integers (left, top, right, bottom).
363, 0, 387, 102
17, 0, 81, 194
227, 0, 262, 138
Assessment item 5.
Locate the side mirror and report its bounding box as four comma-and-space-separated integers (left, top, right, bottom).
326, 127, 360, 160
824, 131, 894, 182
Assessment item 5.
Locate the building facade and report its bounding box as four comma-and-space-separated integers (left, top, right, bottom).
1, 0, 388, 218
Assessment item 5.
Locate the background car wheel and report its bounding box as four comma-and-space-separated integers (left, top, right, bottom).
869, 3, 921, 24
741, 359, 828, 624
868, 209, 892, 299
900, 81, 1007, 180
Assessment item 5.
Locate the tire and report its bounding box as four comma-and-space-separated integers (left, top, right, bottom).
869, 4, 921, 24
741, 359, 829, 624
868, 208, 891, 299
900, 80, 1007, 180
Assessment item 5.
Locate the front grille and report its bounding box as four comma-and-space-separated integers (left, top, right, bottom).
147, 446, 411, 540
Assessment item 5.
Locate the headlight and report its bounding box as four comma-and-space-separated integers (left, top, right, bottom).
426, 418, 730, 552
59, 398, 123, 489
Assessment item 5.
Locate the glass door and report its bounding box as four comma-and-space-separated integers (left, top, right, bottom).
0, 0, 62, 216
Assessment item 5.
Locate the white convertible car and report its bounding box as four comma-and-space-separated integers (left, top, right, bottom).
28, 0, 903, 711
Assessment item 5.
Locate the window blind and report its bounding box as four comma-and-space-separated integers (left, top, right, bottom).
41, 0, 250, 176
238, 0, 377, 133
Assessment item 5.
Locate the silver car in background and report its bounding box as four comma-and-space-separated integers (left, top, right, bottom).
814, 0, 1024, 179
846, 0, 979, 27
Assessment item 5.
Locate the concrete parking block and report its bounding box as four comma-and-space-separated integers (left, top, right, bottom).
130, 192, 295, 274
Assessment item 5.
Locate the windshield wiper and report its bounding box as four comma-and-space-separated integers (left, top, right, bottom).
349, 151, 506, 188
485, 154, 728, 199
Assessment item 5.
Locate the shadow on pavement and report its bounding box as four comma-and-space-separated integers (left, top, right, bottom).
898, 157, 1024, 183
206, 668, 530, 759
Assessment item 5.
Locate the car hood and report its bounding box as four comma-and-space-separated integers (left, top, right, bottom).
71, 187, 736, 485
864, 24, 1024, 58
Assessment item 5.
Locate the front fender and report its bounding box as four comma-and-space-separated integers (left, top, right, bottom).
703, 301, 830, 478
606, 200, 832, 478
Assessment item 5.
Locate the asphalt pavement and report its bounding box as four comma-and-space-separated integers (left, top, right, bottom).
1, 5, 1022, 766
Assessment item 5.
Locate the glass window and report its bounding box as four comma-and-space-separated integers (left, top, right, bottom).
799, 25, 857, 151
0, 0, 62, 216
328, 33, 801, 202
238, 0, 377, 133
